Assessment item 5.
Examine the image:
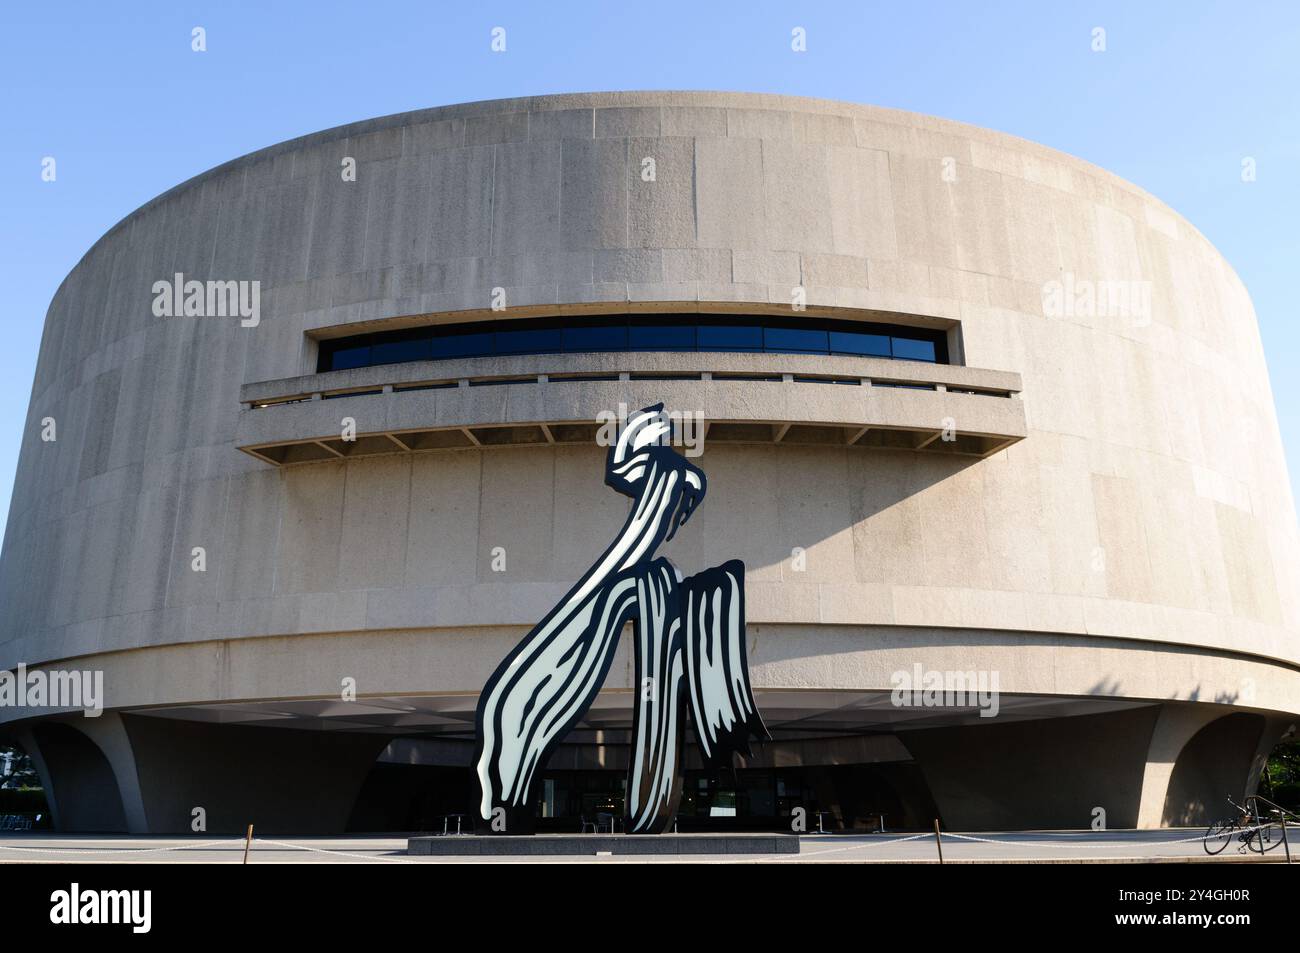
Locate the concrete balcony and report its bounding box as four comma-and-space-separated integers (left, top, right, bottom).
235, 351, 1026, 465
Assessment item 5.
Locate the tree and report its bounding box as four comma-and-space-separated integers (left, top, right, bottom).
1260, 738, 1300, 810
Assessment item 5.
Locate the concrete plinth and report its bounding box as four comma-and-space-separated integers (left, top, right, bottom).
407, 833, 800, 856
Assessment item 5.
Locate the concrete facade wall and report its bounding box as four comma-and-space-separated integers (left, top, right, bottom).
2, 91, 1298, 730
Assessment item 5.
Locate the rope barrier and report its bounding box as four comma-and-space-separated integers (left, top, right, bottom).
251, 838, 416, 863
754, 832, 932, 861
759, 824, 1286, 862
0, 823, 1288, 860
0, 839, 238, 855
0, 837, 412, 862
942, 823, 1280, 849
797, 833, 932, 852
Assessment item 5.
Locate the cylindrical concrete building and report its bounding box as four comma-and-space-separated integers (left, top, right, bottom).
2, 92, 1297, 834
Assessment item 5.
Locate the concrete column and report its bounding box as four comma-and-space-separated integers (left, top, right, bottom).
73, 712, 150, 833
1154, 710, 1275, 827
16, 718, 132, 832
1134, 704, 1224, 829
1244, 716, 1298, 805
11, 725, 60, 829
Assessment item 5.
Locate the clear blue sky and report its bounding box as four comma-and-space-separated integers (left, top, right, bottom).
1, 1, 1298, 544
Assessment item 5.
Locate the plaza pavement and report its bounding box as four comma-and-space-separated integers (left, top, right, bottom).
0, 828, 1294, 863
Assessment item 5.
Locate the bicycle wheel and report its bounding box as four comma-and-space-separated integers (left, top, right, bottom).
1204, 818, 1236, 855
1248, 823, 1285, 853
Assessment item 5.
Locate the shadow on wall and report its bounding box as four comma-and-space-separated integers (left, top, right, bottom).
1087, 677, 1123, 697
903, 706, 1162, 831
1182, 683, 1243, 705
1162, 712, 1267, 827
20, 716, 392, 835
120, 715, 390, 835
659, 444, 979, 575
29, 723, 126, 832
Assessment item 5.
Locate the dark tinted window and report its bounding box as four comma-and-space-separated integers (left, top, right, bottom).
326, 342, 373, 370
829, 331, 891, 357
891, 337, 937, 362
697, 325, 763, 351
371, 329, 431, 365
496, 327, 562, 354
764, 327, 829, 353
315, 315, 948, 371
629, 324, 696, 350
432, 331, 494, 358
564, 324, 628, 351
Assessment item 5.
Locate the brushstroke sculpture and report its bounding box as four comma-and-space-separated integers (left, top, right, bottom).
473, 404, 768, 834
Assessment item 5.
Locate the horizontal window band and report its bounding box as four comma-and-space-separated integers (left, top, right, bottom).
317, 312, 949, 373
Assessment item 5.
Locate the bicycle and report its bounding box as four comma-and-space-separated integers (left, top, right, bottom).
1202, 795, 1287, 855
1248, 794, 1299, 856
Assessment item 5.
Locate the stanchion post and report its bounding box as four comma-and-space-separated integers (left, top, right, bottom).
933, 818, 944, 865
243, 824, 253, 864
1281, 817, 1292, 865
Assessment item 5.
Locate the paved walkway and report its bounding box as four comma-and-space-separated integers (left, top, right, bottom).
0, 829, 1294, 863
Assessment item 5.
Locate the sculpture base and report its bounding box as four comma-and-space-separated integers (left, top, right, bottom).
407, 833, 800, 856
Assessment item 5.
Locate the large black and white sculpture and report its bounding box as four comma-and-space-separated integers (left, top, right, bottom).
473, 404, 768, 834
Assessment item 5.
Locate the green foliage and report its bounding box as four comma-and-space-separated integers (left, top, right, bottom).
1260, 738, 1300, 810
